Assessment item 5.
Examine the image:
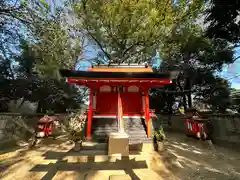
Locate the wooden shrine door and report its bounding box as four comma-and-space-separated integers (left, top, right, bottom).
96, 92, 118, 115
121, 92, 142, 116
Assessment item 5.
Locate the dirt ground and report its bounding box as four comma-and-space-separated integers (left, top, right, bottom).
160, 132, 240, 180
0, 133, 239, 180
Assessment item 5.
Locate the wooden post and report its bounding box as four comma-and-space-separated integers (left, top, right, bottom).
145, 89, 151, 137
117, 86, 124, 133
87, 88, 93, 139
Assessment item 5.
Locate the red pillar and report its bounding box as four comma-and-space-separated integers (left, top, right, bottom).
145, 89, 151, 137
117, 87, 123, 132
87, 88, 93, 139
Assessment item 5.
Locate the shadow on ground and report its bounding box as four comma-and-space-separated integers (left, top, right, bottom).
31, 151, 147, 180
31, 139, 149, 180
1, 132, 240, 180
1, 137, 149, 180
154, 132, 240, 180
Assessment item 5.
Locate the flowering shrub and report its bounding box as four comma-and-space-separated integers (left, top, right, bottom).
64, 112, 86, 142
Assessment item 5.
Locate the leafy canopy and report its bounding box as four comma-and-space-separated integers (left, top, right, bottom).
205, 1, 240, 44
72, 0, 204, 63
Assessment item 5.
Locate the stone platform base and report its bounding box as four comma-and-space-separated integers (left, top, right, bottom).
108, 133, 129, 156
109, 174, 131, 180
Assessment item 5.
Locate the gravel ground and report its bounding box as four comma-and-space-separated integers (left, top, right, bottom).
0, 133, 239, 180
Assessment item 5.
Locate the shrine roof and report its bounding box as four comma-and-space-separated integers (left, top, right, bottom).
88, 63, 153, 72
60, 69, 178, 80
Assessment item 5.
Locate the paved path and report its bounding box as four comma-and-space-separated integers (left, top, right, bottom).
0, 133, 239, 180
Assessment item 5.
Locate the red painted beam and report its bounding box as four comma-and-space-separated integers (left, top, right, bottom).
66, 78, 171, 88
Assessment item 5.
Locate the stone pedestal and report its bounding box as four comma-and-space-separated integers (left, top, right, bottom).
109, 174, 131, 180
108, 132, 129, 156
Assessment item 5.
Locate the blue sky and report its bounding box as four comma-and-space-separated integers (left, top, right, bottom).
218, 48, 240, 89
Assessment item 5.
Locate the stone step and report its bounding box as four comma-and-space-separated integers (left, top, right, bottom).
128, 136, 147, 138
127, 134, 147, 137
129, 140, 153, 143
92, 127, 118, 129
124, 123, 143, 124
92, 131, 118, 134
93, 132, 146, 136
92, 136, 150, 140
92, 132, 118, 134
92, 117, 148, 143
93, 133, 146, 136
92, 129, 118, 131
93, 129, 145, 131
124, 123, 144, 124
124, 125, 146, 128
129, 138, 152, 141
126, 134, 147, 137
124, 127, 145, 129
127, 132, 147, 135
81, 142, 108, 151
125, 131, 146, 134
126, 131, 146, 134
94, 128, 144, 130
93, 139, 108, 143
92, 126, 118, 129
93, 130, 118, 134
92, 137, 152, 143
109, 174, 131, 180
124, 123, 145, 125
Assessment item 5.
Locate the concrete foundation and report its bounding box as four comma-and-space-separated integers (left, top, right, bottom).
108, 132, 129, 156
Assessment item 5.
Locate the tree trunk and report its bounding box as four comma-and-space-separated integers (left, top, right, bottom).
187, 94, 192, 108
167, 102, 172, 127
183, 94, 187, 111
183, 54, 192, 109
186, 77, 192, 108
177, 77, 187, 111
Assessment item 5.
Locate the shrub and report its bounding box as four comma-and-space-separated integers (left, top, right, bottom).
62, 112, 86, 142
153, 127, 166, 142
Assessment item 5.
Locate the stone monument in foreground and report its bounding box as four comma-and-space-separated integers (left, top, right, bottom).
108, 132, 129, 156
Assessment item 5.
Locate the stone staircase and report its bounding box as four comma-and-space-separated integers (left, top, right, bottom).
91, 118, 118, 142
91, 118, 152, 144
124, 118, 152, 144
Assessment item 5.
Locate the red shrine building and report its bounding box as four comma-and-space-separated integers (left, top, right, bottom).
60, 64, 177, 140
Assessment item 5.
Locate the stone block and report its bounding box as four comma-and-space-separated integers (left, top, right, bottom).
108, 132, 129, 156
109, 174, 132, 180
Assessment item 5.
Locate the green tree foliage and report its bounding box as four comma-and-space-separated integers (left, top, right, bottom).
194, 75, 232, 112
0, 1, 86, 113
31, 21, 83, 79
0, 0, 49, 60
0, 0, 236, 114
17, 39, 84, 113
15, 39, 36, 78
72, 0, 204, 63
0, 38, 84, 113
205, 1, 240, 44
152, 24, 234, 112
